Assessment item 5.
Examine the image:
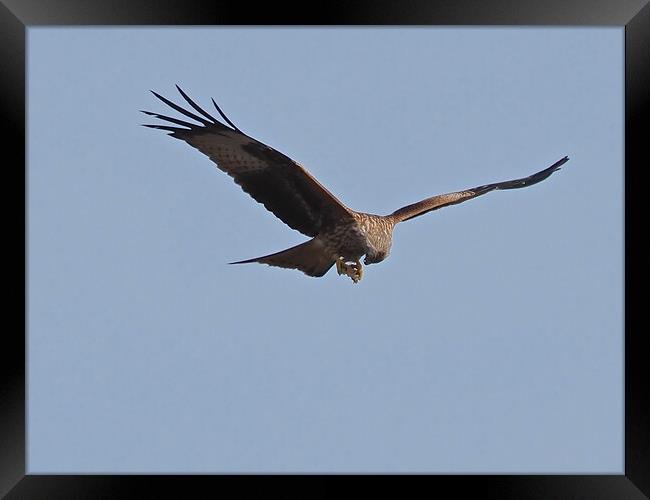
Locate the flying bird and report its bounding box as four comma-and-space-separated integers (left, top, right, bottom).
143, 86, 568, 283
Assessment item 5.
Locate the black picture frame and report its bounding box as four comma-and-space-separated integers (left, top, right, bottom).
4, 0, 648, 497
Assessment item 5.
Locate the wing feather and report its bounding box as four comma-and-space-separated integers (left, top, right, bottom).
143, 87, 354, 237
390, 156, 569, 223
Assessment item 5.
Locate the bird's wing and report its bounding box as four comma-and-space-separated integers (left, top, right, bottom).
142, 86, 354, 237
390, 156, 569, 223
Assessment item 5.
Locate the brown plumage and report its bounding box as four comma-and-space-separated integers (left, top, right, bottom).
143, 86, 569, 283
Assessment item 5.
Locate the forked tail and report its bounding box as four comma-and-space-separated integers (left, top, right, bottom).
229, 238, 335, 277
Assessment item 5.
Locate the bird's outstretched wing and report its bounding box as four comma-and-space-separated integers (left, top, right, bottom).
390, 156, 569, 223
142, 86, 354, 237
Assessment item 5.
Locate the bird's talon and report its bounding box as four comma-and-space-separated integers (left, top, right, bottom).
335, 257, 346, 275
340, 260, 363, 283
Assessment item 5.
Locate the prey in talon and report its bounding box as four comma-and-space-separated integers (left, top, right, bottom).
336, 257, 364, 284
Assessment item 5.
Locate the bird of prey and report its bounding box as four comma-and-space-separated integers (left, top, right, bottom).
143, 86, 568, 283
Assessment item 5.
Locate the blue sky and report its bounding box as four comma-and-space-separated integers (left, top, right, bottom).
27, 27, 623, 473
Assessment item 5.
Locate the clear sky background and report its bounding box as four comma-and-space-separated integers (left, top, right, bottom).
27, 27, 623, 473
